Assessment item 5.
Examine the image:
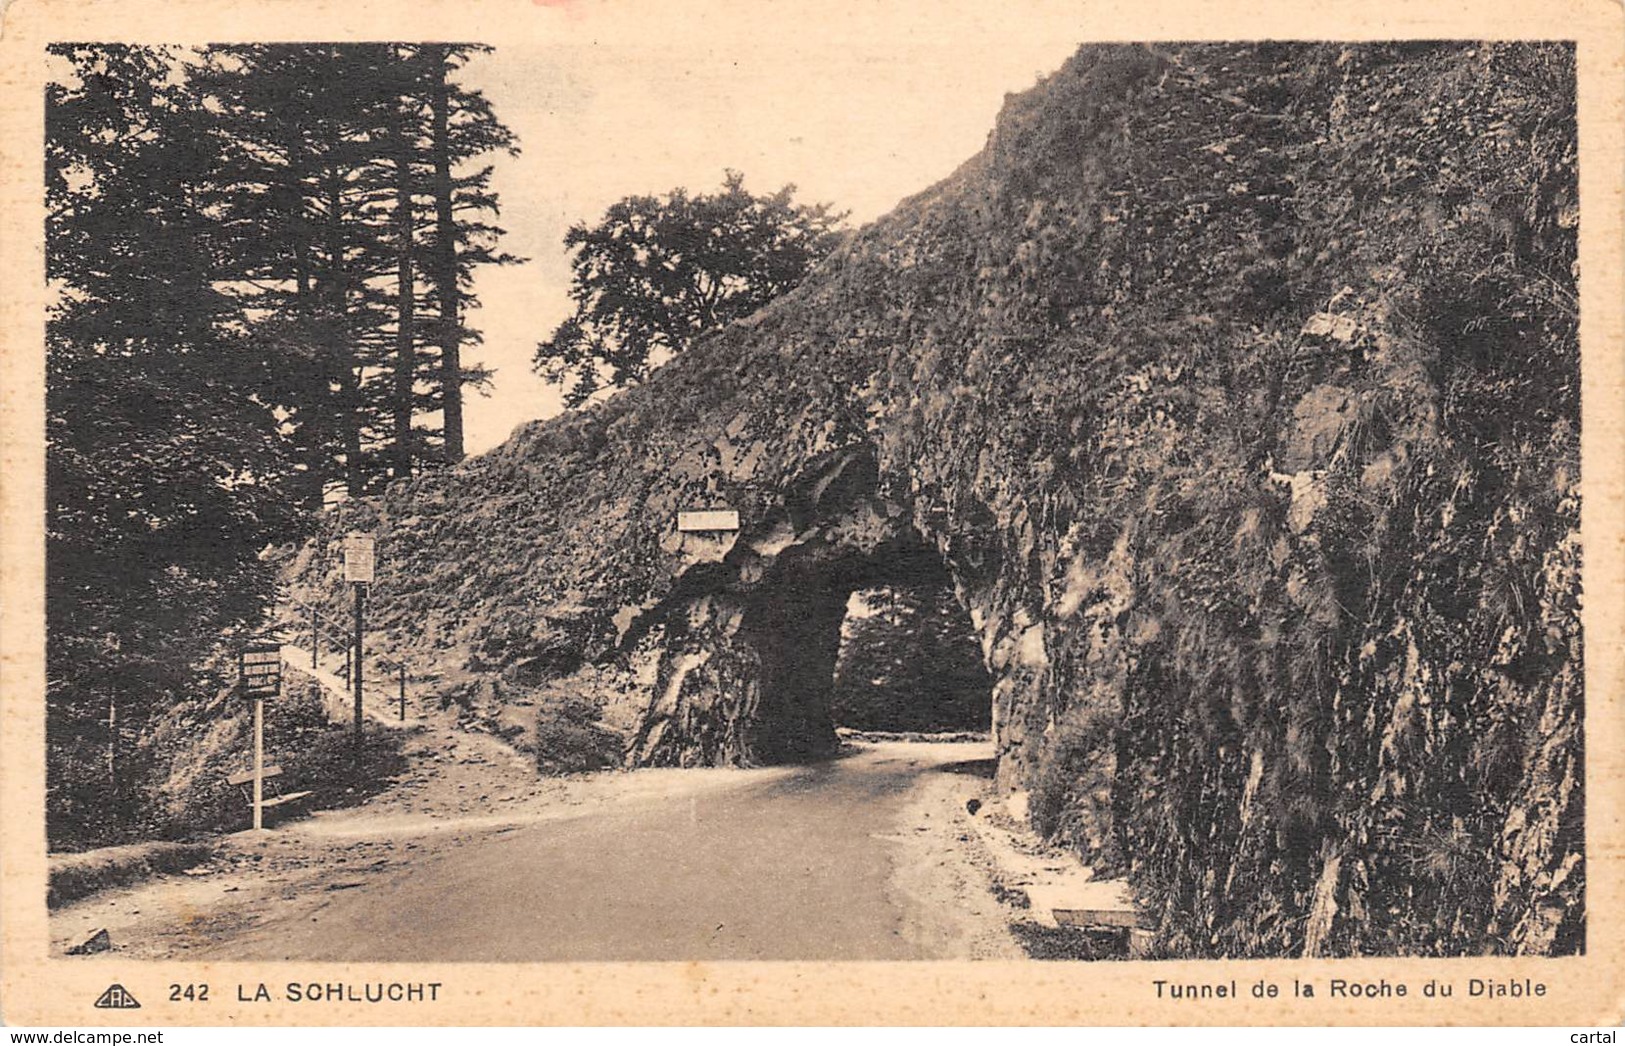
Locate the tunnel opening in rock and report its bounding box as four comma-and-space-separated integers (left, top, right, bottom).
629, 444, 995, 765
830, 582, 993, 734
631, 487, 996, 767
726, 529, 985, 762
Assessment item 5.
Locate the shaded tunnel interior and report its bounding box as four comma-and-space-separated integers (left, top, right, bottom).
735, 532, 992, 762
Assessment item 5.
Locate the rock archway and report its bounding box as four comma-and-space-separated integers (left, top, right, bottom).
626, 445, 987, 767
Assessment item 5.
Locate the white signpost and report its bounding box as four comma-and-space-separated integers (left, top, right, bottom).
677, 509, 741, 533
343, 532, 375, 583
239, 643, 282, 831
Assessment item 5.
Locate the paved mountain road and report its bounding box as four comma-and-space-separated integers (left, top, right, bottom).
193, 742, 1014, 961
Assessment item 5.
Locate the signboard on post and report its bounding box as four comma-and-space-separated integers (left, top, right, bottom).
239, 644, 283, 697
341, 533, 375, 757
343, 532, 375, 583
677, 509, 740, 533
237, 641, 282, 832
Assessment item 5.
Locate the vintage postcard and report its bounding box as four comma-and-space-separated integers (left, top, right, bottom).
2, 0, 1622, 1027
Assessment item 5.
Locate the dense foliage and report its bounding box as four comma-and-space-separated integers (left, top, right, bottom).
535, 170, 846, 406
830, 586, 992, 732
45, 45, 307, 845
189, 43, 520, 486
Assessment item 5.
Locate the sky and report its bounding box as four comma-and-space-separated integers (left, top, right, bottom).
453, 4, 1087, 454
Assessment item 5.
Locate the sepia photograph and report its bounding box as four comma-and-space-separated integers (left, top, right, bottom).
3, 0, 1622, 1029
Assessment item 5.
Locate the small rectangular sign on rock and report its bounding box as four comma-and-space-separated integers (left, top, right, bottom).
677, 509, 740, 533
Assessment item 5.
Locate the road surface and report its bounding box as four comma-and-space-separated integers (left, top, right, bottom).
191, 742, 1010, 961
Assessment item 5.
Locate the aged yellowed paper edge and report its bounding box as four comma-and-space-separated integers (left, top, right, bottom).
1, 0, 1621, 1026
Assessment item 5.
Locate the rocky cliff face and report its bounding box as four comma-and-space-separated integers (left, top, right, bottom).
290, 42, 1581, 957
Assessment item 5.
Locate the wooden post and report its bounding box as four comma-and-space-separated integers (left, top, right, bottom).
309, 603, 319, 669
398, 664, 406, 721
341, 533, 375, 762
352, 582, 366, 756
238, 643, 282, 832
107, 694, 116, 794
252, 695, 265, 831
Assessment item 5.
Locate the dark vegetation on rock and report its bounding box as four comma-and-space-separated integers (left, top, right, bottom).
289, 42, 1579, 957
530, 695, 623, 774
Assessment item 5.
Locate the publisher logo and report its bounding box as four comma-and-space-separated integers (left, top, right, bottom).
93, 984, 141, 1009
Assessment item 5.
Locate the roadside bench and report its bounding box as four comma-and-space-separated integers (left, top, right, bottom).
226, 766, 314, 823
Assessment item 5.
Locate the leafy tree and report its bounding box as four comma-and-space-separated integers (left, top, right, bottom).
192, 45, 400, 501
535, 170, 846, 406
830, 586, 992, 733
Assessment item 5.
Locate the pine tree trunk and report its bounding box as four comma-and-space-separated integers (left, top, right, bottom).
429, 48, 463, 464
287, 132, 327, 512
325, 171, 364, 499
392, 108, 416, 481
292, 253, 328, 511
